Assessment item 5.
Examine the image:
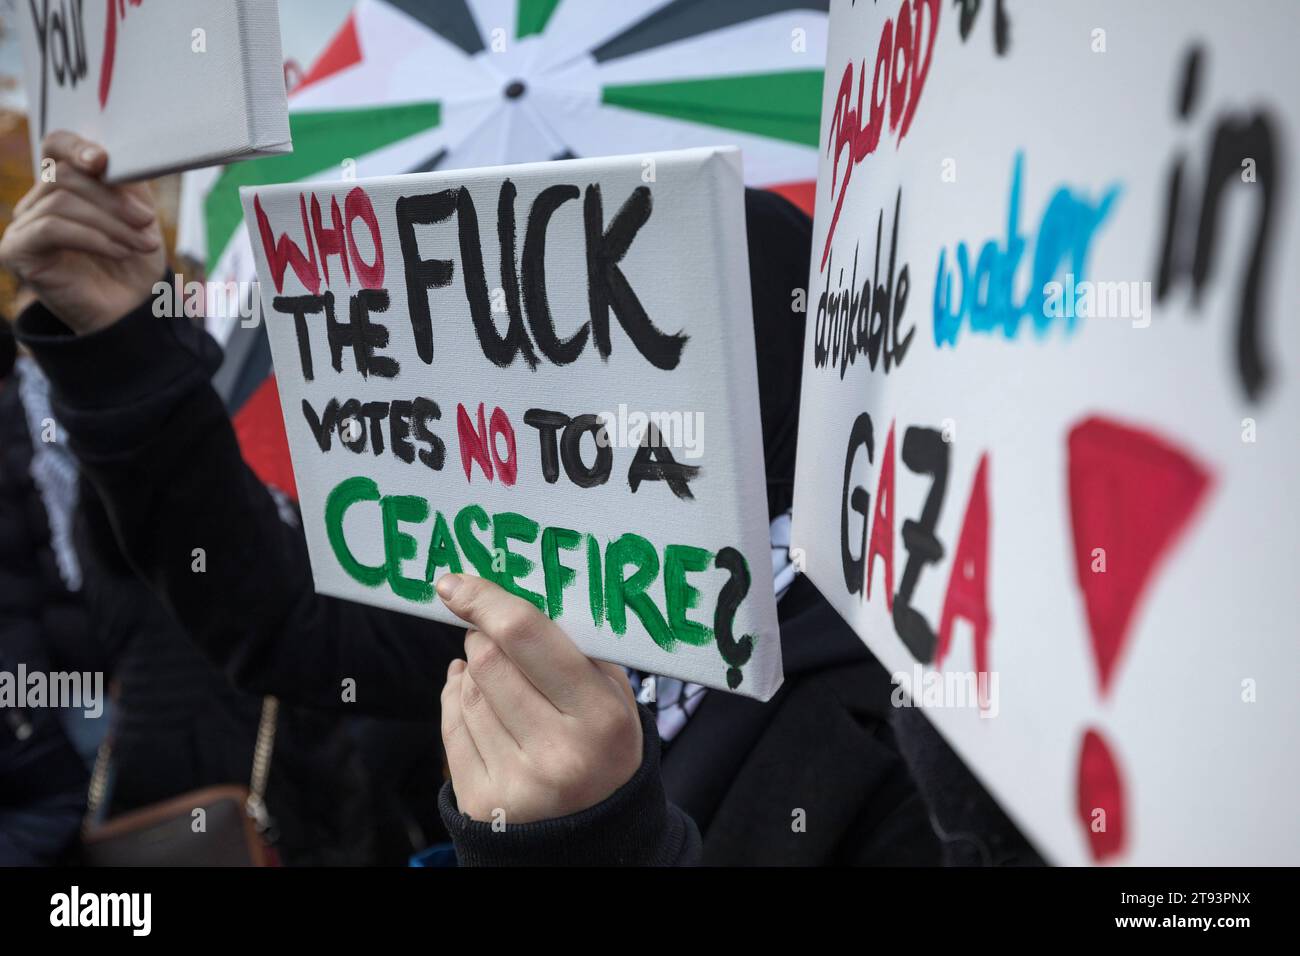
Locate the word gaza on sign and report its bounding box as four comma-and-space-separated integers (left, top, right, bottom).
239, 147, 783, 699
17, 0, 291, 181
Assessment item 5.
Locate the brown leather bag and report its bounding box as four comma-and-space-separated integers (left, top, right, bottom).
80, 697, 280, 867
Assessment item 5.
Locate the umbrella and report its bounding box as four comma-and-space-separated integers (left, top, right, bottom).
183, 0, 830, 496
185, 0, 828, 281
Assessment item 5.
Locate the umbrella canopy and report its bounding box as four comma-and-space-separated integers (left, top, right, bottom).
182, 0, 829, 497
183, 0, 827, 282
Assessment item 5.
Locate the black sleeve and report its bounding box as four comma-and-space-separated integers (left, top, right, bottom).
438, 706, 702, 866
890, 706, 1046, 866
15, 288, 464, 719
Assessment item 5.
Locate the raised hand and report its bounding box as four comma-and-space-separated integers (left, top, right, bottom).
0, 131, 164, 333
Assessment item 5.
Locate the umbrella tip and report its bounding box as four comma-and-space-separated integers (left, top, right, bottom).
504, 79, 527, 100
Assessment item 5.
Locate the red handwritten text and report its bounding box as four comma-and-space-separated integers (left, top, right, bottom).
254, 187, 386, 295
821, 0, 939, 272
99, 0, 143, 108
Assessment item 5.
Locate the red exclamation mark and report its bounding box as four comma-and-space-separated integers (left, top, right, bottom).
1066, 416, 1211, 861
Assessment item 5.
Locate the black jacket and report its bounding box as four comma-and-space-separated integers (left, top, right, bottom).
1, 362, 375, 865
0, 375, 102, 676
0, 420, 87, 864
662, 574, 937, 865
0, 643, 87, 866
0, 375, 90, 865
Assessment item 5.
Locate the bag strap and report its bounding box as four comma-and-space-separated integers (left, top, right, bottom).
245, 696, 279, 831
85, 695, 280, 831
84, 734, 113, 827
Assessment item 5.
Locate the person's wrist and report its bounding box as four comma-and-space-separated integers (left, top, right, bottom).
75, 309, 123, 336
65, 281, 161, 336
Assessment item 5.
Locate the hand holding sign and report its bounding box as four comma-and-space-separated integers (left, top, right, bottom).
0, 133, 162, 333
437, 573, 642, 825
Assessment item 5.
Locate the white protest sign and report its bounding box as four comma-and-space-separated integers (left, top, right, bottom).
16, 0, 291, 180
239, 147, 782, 700
791, 0, 1299, 863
